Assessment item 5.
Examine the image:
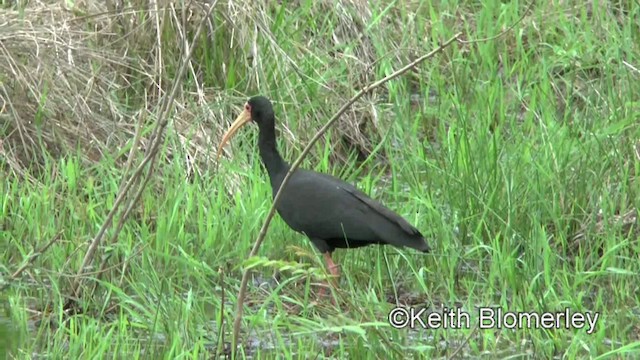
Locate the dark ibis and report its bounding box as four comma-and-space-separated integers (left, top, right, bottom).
217, 96, 429, 291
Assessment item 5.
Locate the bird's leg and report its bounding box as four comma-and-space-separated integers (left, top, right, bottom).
323, 252, 340, 279
316, 252, 340, 303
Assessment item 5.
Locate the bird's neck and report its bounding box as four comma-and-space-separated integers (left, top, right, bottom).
258, 124, 289, 189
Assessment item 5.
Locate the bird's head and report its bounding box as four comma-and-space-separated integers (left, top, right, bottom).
217, 96, 275, 159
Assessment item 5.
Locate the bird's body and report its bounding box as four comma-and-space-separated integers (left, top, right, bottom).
273, 168, 429, 254
217, 96, 429, 286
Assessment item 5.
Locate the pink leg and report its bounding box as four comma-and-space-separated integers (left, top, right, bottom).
317, 252, 340, 302
324, 252, 341, 279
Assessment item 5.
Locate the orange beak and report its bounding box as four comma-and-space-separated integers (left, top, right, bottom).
216, 106, 252, 160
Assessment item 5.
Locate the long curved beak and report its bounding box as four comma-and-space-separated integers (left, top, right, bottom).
216, 108, 252, 160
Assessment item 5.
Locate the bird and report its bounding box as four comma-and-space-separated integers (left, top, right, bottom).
217, 96, 430, 294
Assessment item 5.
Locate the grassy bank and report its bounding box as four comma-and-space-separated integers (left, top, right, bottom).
2, 0, 639, 358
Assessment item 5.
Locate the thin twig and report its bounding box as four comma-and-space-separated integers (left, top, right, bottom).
83, 243, 147, 306
448, 324, 479, 359
67, 0, 219, 304
123, 106, 147, 176
1, 231, 63, 291
216, 267, 227, 358
623, 60, 640, 76
230, 32, 463, 354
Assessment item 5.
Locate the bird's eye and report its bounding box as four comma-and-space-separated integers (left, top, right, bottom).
245, 104, 251, 112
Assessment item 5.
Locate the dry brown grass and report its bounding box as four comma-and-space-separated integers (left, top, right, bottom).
1, 3, 129, 169
1, 0, 397, 183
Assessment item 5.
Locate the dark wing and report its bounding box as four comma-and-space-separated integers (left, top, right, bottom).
275, 169, 429, 251
340, 186, 423, 237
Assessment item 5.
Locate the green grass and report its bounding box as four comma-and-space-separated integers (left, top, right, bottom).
2, 0, 640, 358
